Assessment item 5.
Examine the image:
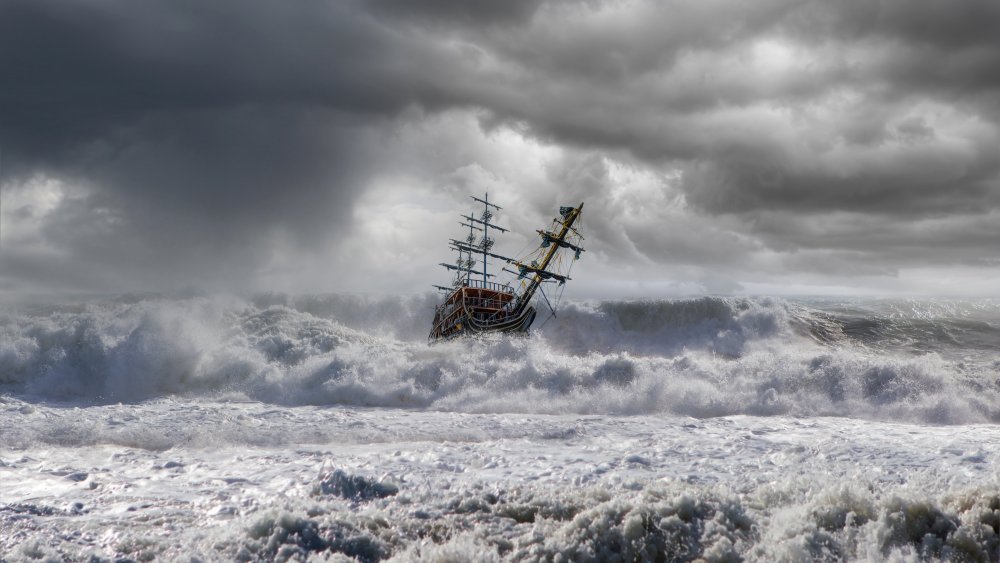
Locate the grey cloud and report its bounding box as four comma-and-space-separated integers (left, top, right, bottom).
541, 152, 762, 271
741, 210, 1000, 282
451, 0, 1000, 220
0, 0, 467, 291
367, 0, 544, 26
0, 0, 451, 161
2, 0, 999, 295
777, 250, 898, 278
482, 0, 796, 82
786, 0, 1000, 48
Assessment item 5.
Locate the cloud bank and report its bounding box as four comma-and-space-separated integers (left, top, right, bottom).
1, 0, 998, 296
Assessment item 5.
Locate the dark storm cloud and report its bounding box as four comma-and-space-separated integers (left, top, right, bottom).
451, 0, 1000, 281
367, 0, 544, 26
2, 0, 998, 294
542, 153, 761, 268
464, 0, 1000, 215
0, 0, 443, 142
0, 0, 474, 290
787, 0, 1000, 48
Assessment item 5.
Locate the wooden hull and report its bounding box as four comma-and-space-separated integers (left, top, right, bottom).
428, 285, 536, 342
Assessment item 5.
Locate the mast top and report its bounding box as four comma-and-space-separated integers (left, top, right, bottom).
470, 194, 502, 210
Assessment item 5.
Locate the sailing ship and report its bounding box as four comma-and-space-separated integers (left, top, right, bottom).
429, 194, 585, 342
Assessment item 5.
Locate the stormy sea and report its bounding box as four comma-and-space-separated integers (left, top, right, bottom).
2, 293, 1000, 562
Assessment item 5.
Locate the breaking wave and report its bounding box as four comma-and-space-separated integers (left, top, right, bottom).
1, 293, 999, 424
12, 463, 1000, 562
233, 479, 1000, 563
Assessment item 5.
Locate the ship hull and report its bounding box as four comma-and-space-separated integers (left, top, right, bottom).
429, 198, 584, 343
428, 285, 536, 342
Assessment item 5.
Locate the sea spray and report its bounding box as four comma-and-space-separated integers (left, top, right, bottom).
1, 294, 998, 423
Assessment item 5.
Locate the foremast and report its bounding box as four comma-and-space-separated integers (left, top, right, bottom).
510, 203, 584, 315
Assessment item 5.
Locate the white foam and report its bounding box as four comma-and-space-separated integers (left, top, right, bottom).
3, 402, 999, 560
1, 294, 998, 424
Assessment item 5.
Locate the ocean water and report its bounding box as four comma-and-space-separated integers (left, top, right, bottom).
1, 294, 999, 561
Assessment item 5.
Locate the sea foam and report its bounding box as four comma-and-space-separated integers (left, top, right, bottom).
1, 294, 998, 424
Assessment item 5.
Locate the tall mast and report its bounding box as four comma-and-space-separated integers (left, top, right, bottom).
465, 213, 476, 285
469, 193, 506, 286
483, 193, 488, 283
514, 202, 584, 313
482, 193, 489, 284
438, 192, 508, 291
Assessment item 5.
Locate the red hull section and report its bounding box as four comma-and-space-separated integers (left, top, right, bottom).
429, 284, 535, 341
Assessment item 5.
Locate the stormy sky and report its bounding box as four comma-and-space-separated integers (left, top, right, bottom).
1, 0, 999, 297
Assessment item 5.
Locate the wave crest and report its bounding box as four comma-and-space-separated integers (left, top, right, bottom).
1, 294, 998, 424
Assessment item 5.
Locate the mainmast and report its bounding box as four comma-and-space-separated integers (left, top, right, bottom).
468, 193, 507, 285
438, 192, 509, 290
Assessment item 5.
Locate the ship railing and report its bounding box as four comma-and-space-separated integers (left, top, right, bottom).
463, 279, 514, 294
